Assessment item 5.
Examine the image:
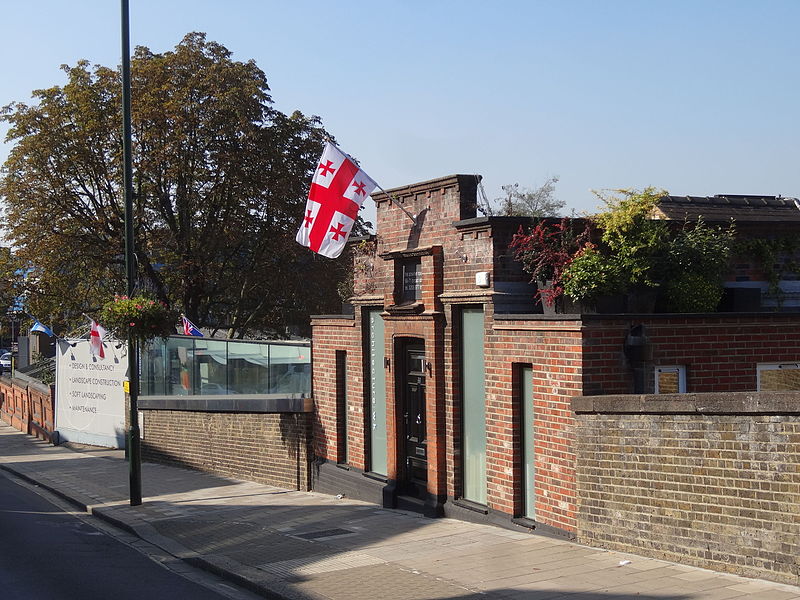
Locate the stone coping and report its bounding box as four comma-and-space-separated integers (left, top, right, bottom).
572, 391, 800, 415
497, 311, 800, 321
493, 313, 583, 321
139, 395, 313, 413
310, 314, 355, 320
1, 374, 52, 396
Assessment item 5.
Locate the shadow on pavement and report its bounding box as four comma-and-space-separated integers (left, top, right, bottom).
0, 422, 788, 600
426, 592, 693, 600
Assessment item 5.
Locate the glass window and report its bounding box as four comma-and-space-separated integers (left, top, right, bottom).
141, 337, 310, 397
519, 365, 535, 519
462, 307, 486, 504
367, 309, 387, 475
758, 363, 800, 391
399, 258, 421, 304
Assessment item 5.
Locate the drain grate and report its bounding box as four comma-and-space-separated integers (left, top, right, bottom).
294, 528, 353, 540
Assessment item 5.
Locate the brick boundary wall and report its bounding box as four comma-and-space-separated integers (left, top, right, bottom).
581, 314, 800, 396
141, 409, 313, 491
0, 376, 56, 443
572, 392, 800, 586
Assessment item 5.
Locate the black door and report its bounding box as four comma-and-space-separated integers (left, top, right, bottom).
401, 343, 427, 496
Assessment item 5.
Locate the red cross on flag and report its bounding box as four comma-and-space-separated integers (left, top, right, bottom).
296, 142, 377, 259
89, 320, 106, 359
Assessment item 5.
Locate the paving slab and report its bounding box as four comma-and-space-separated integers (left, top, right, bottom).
1, 420, 799, 600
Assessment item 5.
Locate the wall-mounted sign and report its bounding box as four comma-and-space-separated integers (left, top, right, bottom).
55, 339, 128, 448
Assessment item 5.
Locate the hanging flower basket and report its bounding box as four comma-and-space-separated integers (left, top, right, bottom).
99, 295, 178, 342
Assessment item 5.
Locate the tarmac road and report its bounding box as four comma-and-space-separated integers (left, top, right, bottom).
0, 469, 260, 600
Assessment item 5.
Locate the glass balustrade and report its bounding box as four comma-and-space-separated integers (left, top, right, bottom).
141, 336, 310, 397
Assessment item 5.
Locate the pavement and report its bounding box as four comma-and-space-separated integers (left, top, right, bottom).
1, 422, 799, 600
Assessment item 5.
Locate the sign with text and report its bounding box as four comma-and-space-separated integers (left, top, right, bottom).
55, 339, 128, 448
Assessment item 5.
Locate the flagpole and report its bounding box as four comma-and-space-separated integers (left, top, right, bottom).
121, 0, 142, 507
375, 184, 417, 226
321, 137, 417, 227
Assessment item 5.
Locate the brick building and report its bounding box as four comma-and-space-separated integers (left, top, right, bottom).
310, 175, 800, 552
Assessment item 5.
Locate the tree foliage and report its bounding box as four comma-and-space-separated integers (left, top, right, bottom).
479, 176, 564, 217
592, 187, 670, 288
1, 33, 350, 338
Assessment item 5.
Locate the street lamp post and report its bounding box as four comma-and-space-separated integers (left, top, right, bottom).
121, 0, 141, 506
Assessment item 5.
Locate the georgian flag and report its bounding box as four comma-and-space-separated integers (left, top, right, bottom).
296, 142, 377, 259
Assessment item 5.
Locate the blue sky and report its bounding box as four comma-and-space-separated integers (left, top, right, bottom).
1, 0, 799, 223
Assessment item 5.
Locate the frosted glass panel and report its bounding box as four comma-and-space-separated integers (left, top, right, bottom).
462, 307, 486, 504
521, 366, 535, 518
367, 310, 387, 475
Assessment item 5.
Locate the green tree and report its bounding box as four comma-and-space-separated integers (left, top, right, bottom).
592, 187, 670, 289
478, 176, 564, 217
0, 248, 20, 314
1, 32, 352, 338
662, 218, 735, 312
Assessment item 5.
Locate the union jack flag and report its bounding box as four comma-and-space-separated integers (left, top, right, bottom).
182, 315, 203, 337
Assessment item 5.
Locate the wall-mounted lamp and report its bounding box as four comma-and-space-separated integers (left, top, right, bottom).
425, 360, 433, 375
384, 357, 390, 369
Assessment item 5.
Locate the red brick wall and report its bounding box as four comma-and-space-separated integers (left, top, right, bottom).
487, 316, 584, 532
582, 314, 800, 395
312, 171, 800, 540
313, 174, 586, 532
369, 176, 530, 300
310, 316, 359, 466
0, 376, 55, 442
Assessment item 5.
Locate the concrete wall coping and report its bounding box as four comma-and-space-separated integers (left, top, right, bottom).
572, 391, 800, 415
139, 395, 313, 413
493, 313, 583, 321
495, 311, 800, 322
10, 372, 52, 396
310, 314, 355, 321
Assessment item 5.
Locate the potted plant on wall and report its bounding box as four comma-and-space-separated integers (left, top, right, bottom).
591, 187, 670, 312
510, 187, 737, 314
561, 243, 624, 312
510, 218, 590, 313
511, 189, 669, 314
99, 294, 177, 342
